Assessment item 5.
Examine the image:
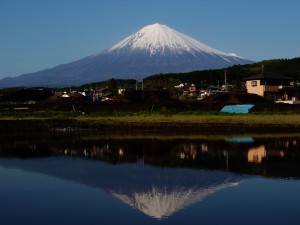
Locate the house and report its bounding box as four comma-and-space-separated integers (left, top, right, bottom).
93, 88, 113, 101
118, 88, 126, 95
245, 72, 300, 103
61, 91, 70, 98
174, 83, 191, 96
189, 84, 208, 94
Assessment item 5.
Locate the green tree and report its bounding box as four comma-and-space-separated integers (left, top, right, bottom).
107, 78, 118, 94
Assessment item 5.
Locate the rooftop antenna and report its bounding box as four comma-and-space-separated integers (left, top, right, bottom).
262, 64, 264, 73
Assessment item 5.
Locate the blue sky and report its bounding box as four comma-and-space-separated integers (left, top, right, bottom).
0, 0, 299, 79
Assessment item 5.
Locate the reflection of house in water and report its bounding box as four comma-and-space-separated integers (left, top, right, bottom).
3, 135, 299, 170
2, 135, 300, 221
2, 135, 300, 181
247, 140, 296, 163
248, 145, 266, 163
178, 143, 209, 160
172, 138, 300, 172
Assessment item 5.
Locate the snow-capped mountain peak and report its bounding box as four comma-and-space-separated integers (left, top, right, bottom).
0, 23, 253, 87
107, 23, 235, 57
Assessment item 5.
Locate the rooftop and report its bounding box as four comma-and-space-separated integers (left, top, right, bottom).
245, 72, 292, 81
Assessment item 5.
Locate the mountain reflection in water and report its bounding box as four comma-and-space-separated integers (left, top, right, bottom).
1, 133, 300, 220
0, 157, 242, 219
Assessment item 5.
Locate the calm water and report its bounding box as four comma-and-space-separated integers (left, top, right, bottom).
1, 132, 300, 225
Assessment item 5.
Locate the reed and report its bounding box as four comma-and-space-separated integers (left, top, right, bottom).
1, 111, 300, 128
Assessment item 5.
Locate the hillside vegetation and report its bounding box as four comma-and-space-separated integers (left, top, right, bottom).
144, 57, 300, 89
1, 58, 299, 94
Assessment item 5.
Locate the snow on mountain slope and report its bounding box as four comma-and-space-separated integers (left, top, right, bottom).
0, 23, 253, 87
107, 23, 233, 57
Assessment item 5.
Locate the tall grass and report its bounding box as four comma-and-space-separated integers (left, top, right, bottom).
1, 110, 300, 126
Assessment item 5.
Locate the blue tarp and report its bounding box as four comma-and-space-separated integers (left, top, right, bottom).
225, 137, 255, 143
220, 104, 254, 114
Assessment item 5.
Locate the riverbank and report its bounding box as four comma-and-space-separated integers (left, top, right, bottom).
1, 111, 300, 133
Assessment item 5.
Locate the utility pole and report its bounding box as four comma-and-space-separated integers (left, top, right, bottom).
135, 79, 138, 91
225, 70, 228, 92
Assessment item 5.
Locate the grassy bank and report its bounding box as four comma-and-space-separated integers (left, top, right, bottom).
1, 111, 300, 133
76, 113, 300, 127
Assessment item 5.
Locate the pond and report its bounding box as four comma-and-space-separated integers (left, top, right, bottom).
0, 132, 300, 225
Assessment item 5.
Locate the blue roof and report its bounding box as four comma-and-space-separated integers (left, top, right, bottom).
225, 137, 255, 143
221, 104, 254, 114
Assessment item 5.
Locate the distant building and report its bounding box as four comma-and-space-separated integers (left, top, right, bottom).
188, 84, 208, 94
61, 91, 70, 98
118, 88, 126, 95
245, 72, 300, 103
93, 88, 113, 101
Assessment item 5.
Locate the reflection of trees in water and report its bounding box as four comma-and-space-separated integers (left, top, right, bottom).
0, 134, 300, 178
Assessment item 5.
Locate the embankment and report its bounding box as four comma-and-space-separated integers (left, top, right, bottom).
1, 113, 300, 133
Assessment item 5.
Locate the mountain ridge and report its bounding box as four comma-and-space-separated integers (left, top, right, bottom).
0, 23, 253, 88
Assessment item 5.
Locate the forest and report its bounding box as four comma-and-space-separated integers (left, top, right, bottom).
144, 57, 300, 89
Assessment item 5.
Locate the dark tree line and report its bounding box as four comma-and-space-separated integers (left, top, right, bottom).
145, 57, 300, 87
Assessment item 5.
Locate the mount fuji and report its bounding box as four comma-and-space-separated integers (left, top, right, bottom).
0, 23, 253, 87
